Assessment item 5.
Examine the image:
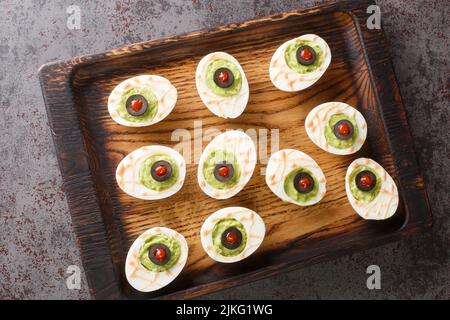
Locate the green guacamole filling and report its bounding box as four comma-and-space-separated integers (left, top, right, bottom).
202, 150, 240, 190
212, 218, 247, 257
284, 168, 319, 204
324, 113, 359, 149
117, 87, 158, 123
284, 40, 324, 74
139, 233, 181, 272
205, 59, 242, 97
139, 154, 179, 191
349, 166, 381, 203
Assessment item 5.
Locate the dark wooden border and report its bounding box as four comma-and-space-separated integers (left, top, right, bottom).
39, 0, 432, 299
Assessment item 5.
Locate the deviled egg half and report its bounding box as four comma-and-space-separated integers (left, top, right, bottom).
195, 52, 249, 118
197, 130, 256, 200
305, 102, 367, 155
269, 34, 331, 92
116, 145, 186, 200
108, 75, 177, 127
345, 158, 399, 220
266, 149, 326, 206
200, 207, 265, 263
125, 227, 188, 292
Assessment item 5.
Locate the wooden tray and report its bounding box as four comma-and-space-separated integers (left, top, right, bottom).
39, 0, 432, 299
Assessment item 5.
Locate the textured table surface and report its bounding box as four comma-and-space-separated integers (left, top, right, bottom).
0, 0, 448, 299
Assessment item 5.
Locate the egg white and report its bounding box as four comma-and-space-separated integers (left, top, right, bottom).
108, 75, 177, 127
125, 227, 188, 292
305, 102, 367, 155
197, 130, 256, 199
265, 149, 326, 206
269, 34, 331, 92
345, 158, 399, 220
200, 207, 265, 263
195, 52, 249, 119
116, 145, 186, 200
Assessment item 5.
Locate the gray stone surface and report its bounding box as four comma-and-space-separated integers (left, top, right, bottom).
0, 0, 448, 299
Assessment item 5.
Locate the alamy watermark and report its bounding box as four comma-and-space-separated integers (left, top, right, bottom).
66, 5, 81, 30
171, 120, 279, 175
66, 4, 381, 31
62, 3, 383, 294
66, 265, 81, 290
366, 5, 381, 30
366, 265, 381, 290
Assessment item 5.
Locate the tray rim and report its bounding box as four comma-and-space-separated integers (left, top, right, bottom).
38, 0, 432, 300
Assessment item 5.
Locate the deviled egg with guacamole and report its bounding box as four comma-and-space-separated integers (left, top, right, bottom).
269, 34, 331, 92
195, 52, 249, 119
116, 145, 186, 200
305, 102, 367, 155
200, 207, 265, 263
108, 75, 177, 127
266, 149, 326, 206
345, 158, 399, 220
197, 130, 256, 199
125, 227, 188, 292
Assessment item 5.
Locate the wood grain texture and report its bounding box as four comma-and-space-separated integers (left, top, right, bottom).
39, 0, 431, 299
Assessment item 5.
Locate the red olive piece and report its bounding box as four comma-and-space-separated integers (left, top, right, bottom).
218, 71, 229, 83
130, 99, 143, 112
218, 166, 229, 177
154, 165, 167, 177
154, 247, 167, 261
